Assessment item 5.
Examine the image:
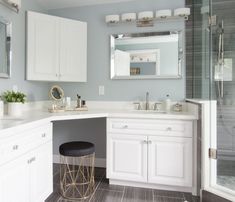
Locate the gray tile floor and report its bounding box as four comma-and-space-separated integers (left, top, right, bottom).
46, 164, 200, 202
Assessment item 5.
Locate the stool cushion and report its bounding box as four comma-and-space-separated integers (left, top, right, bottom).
59, 141, 95, 157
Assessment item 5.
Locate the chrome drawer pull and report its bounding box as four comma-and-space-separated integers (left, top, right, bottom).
42, 133, 46, 138
31, 157, 36, 163
122, 125, 128, 129
143, 140, 148, 144
13, 145, 19, 150
28, 157, 36, 164
166, 127, 172, 131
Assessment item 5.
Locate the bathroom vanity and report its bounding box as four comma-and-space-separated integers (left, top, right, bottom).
107, 118, 194, 192
0, 102, 198, 201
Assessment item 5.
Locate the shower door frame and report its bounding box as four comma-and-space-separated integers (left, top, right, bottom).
202, 0, 235, 200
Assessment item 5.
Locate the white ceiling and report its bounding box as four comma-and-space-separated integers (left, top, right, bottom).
35, 0, 137, 10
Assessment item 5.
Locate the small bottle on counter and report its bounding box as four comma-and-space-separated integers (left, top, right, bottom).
165, 94, 171, 112
0, 97, 4, 117
76, 94, 82, 108
82, 100, 86, 108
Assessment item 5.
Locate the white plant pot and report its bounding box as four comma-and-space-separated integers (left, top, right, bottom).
8, 102, 23, 117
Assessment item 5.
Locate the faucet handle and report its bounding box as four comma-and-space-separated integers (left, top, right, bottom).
133, 102, 141, 110
154, 102, 162, 111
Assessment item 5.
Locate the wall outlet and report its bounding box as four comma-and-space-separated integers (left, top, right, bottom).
99, 86, 105, 96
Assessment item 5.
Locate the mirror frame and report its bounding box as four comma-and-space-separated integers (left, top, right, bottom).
110, 31, 183, 80
0, 16, 12, 78
49, 85, 64, 101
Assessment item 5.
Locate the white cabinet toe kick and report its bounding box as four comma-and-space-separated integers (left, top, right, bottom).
106, 118, 198, 195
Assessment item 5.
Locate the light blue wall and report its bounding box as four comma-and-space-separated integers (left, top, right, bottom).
49, 0, 186, 102
0, 0, 49, 101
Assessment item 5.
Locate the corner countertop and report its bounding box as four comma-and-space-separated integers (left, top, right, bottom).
0, 107, 198, 133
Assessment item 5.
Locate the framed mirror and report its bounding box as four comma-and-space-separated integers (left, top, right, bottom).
110, 31, 183, 80
0, 16, 12, 78
49, 85, 64, 101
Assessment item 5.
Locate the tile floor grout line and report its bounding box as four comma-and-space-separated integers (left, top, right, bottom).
152, 189, 154, 202
97, 188, 125, 193
120, 186, 126, 202
88, 172, 106, 202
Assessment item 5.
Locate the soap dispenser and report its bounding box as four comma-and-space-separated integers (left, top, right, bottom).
165, 94, 171, 112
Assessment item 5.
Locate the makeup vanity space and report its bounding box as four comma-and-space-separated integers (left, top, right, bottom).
0, 101, 199, 202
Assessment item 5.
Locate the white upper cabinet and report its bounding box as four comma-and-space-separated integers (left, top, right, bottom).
26, 11, 87, 82
59, 18, 87, 82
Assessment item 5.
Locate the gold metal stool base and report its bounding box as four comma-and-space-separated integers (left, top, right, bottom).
60, 153, 95, 200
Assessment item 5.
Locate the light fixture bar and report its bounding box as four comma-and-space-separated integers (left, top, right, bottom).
0, 0, 20, 13
106, 7, 190, 27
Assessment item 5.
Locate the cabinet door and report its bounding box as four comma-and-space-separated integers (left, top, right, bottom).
148, 136, 192, 187
107, 134, 147, 182
27, 11, 60, 81
29, 141, 53, 202
59, 18, 87, 82
0, 154, 30, 202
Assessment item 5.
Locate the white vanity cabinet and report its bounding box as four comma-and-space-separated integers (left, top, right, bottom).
27, 11, 87, 82
148, 136, 192, 187
0, 122, 53, 202
107, 118, 194, 191
107, 133, 148, 182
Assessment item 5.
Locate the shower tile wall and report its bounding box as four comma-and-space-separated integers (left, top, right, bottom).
187, 0, 235, 157
186, 0, 204, 99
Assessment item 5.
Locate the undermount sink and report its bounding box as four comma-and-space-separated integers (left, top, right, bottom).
131, 110, 167, 114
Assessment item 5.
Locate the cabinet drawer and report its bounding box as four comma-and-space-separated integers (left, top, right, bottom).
108, 118, 192, 138
0, 123, 52, 165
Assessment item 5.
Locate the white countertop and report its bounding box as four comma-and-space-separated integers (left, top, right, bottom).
0, 107, 198, 133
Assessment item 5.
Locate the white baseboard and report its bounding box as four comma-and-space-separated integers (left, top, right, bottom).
110, 179, 193, 194
53, 155, 106, 168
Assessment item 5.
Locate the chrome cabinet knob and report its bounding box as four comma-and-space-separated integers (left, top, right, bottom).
143, 140, 148, 144
28, 157, 36, 164
122, 125, 128, 129
166, 127, 172, 131
13, 145, 19, 150
42, 133, 46, 138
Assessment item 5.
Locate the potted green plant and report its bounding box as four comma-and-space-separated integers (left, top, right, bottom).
2, 91, 26, 116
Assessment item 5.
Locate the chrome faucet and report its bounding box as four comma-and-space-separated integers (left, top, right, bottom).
146, 92, 149, 110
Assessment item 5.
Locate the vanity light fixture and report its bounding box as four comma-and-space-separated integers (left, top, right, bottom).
138, 11, 154, 20
106, 8, 190, 27
0, 0, 21, 13
105, 14, 120, 24
137, 11, 154, 27
121, 13, 136, 22
156, 9, 172, 18
174, 8, 191, 19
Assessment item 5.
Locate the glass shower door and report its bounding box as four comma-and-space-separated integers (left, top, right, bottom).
208, 0, 235, 199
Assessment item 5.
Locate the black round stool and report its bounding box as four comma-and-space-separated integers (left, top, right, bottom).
59, 141, 95, 200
